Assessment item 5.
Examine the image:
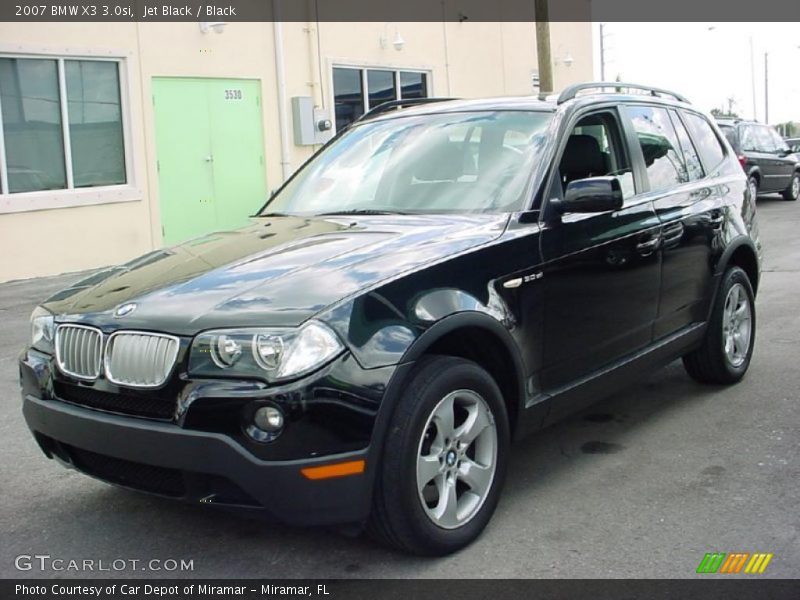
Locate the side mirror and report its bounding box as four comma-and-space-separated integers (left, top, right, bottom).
551, 176, 624, 215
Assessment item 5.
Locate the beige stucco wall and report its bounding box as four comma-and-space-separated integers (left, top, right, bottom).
0, 20, 593, 283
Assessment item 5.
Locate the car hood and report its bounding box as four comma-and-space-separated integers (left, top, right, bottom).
43, 214, 508, 335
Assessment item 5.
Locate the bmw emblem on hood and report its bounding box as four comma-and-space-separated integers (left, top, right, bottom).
114, 303, 137, 318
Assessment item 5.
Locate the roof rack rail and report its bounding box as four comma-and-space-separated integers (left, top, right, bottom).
358, 97, 457, 122
557, 82, 690, 105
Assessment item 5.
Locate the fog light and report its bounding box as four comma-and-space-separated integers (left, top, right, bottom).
254, 405, 284, 433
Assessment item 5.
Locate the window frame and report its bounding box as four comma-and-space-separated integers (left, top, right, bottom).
677, 109, 730, 175
0, 45, 138, 214
623, 104, 690, 194
328, 60, 433, 133
667, 108, 705, 182
540, 104, 646, 219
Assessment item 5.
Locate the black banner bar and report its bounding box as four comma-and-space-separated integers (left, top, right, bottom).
4, 579, 800, 600
2, 0, 800, 22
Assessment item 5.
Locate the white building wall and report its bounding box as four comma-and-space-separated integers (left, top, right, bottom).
0, 20, 593, 282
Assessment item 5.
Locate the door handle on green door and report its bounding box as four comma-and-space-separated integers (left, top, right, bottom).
204, 155, 214, 162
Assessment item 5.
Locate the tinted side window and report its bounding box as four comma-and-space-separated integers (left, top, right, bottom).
719, 125, 738, 150
683, 112, 726, 171
627, 105, 686, 192
768, 128, 790, 153
740, 125, 757, 151
755, 126, 777, 152
669, 111, 704, 181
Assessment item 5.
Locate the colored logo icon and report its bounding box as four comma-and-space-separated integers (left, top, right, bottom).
697, 552, 773, 574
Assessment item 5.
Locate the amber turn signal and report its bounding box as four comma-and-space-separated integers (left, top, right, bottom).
301, 459, 366, 480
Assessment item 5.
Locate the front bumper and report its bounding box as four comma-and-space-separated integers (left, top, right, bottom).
22, 394, 372, 526
18, 348, 409, 527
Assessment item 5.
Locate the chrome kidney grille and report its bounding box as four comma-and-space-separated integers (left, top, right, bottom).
55, 325, 104, 380
104, 332, 180, 388
55, 326, 179, 388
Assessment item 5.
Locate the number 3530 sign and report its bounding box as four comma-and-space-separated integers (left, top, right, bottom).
224, 89, 243, 101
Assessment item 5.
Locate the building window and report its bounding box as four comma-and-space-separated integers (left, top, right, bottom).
332, 66, 429, 131
0, 56, 127, 195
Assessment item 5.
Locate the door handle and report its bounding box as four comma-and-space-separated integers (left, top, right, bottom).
204, 155, 214, 162
635, 235, 661, 256
662, 222, 684, 245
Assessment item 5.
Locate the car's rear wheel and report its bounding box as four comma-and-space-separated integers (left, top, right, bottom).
748, 176, 759, 201
368, 355, 509, 555
782, 172, 799, 201
683, 266, 756, 384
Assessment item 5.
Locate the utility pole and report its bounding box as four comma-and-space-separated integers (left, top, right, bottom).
749, 36, 757, 120
534, 0, 553, 94
599, 23, 606, 80
764, 52, 769, 124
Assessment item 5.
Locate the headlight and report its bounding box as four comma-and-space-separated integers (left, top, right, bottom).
30, 306, 55, 353
189, 320, 344, 382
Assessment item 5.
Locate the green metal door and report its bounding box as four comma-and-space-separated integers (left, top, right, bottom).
153, 78, 267, 244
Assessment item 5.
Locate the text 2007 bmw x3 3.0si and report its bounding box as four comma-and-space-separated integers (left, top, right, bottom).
20, 83, 761, 555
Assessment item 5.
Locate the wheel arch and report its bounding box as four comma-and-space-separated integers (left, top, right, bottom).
717, 237, 760, 296
407, 314, 525, 435
360, 312, 527, 522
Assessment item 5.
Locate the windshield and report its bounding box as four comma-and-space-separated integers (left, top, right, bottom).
261, 110, 553, 215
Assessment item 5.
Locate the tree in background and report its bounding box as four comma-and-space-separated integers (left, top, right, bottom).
711, 108, 739, 118
774, 122, 798, 137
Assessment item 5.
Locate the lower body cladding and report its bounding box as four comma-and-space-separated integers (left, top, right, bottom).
19, 350, 407, 528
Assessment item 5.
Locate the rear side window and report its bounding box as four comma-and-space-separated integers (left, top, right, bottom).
768, 127, 790, 153
626, 105, 687, 192
682, 112, 726, 171
719, 125, 738, 149
669, 111, 705, 181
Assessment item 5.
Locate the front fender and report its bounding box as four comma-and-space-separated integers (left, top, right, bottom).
318, 286, 514, 370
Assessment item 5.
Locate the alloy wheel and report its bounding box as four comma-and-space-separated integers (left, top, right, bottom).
722, 282, 752, 368
792, 176, 799, 200
416, 390, 498, 530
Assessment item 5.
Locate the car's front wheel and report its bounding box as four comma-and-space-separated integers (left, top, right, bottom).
683, 266, 756, 384
368, 356, 509, 555
782, 172, 800, 201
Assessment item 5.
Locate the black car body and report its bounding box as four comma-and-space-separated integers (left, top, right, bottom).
20, 83, 762, 555
716, 118, 800, 201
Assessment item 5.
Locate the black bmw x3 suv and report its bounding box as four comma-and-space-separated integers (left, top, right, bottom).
20, 82, 761, 556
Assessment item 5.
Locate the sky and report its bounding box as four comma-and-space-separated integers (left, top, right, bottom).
592, 23, 800, 125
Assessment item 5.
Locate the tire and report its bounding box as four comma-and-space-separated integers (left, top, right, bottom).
782, 172, 799, 201
748, 176, 759, 201
368, 355, 510, 555
683, 267, 756, 385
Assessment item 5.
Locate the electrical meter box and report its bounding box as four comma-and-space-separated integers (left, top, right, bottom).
292, 96, 334, 146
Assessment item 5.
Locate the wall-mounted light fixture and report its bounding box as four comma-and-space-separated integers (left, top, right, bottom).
555, 52, 575, 68
199, 22, 227, 35
380, 23, 405, 51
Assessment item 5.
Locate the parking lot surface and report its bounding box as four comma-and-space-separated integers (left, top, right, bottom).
1, 196, 798, 579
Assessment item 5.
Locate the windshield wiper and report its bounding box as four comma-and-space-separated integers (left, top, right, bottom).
315, 209, 411, 216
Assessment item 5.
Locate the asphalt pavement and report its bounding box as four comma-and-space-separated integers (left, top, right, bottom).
1, 196, 798, 579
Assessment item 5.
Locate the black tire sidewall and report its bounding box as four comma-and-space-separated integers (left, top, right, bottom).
381, 357, 510, 555
786, 173, 799, 201
748, 176, 759, 199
